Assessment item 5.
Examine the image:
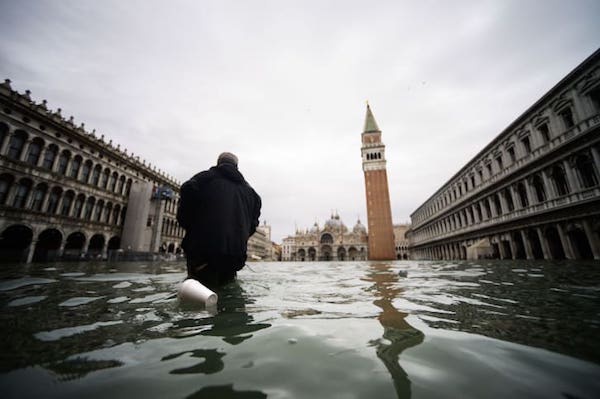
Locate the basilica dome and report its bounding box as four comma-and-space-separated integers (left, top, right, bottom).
353, 219, 367, 234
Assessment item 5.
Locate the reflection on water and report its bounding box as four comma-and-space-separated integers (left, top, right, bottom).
0, 260, 599, 398
364, 263, 424, 398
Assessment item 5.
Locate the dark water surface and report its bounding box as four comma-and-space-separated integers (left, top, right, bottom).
1, 260, 599, 398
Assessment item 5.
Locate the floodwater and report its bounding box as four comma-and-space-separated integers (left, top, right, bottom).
0, 260, 599, 399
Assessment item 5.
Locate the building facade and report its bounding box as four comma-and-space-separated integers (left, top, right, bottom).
408, 50, 600, 260
281, 213, 368, 261
393, 224, 411, 260
361, 104, 396, 260
0, 79, 184, 262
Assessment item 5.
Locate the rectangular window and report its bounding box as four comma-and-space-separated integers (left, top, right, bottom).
470, 176, 475, 189
496, 156, 503, 171
590, 88, 600, 111
478, 170, 483, 183
507, 147, 516, 163
486, 163, 492, 177
521, 136, 531, 154
147, 216, 153, 227
559, 108, 575, 129
538, 123, 550, 143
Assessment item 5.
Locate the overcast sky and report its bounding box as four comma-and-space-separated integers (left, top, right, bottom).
1, 0, 599, 242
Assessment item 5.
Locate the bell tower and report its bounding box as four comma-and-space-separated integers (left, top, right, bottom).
361, 103, 396, 260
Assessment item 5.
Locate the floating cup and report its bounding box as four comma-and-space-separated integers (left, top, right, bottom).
178, 279, 218, 306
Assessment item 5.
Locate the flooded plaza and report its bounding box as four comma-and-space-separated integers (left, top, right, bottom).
1, 260, 599, 398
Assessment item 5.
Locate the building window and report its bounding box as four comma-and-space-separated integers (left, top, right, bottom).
91, 165, 101, 186
12, 180, 31, 208
470, 176, 475, 189
42, 145, 58, 170
26, 139, 43, 165
589, 88, 600, 111
521, 136, 531, 154
81, 161, 92, 183
496, 156, 503, 171
558, 107, 575, 129
101, 169, 110, 189
7, 131, 26, 160
0, 176, 11, 205
551, 165, 570, 196
147, 216, 153, 227
504, 188, 514, 212
538, 123, 550, 143
95, 201, 104, 222
73, 195, 85, 218
61, 192, 74, 216
532, 174, 546, 203
493, 194, 502, 216
57, 151, 70, 175
70, 156, 82, 179
0, 123, 7, 149
46, 188, 61, 214
30, 184, 47, 211
517, 182, 529, 208
575, 153, 599, 188
507, 147, 516, 163
486, 163, 492, 177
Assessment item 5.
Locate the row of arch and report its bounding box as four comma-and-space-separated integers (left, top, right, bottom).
0, 173, 127, 226
414, 151, 599, 243
0, 122, 133, 197
415, 220, 599, 261
0, 224, 121, 262
161, 218, 183, 238
295, 245, 367, 261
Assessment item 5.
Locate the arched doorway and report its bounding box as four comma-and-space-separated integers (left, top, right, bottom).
308, 247, 316, 261
320, 245, 332, 261
512, 232, 526, 259
88, 234, 105, 258
545, 226, 565, 260
526, 230, 544, 259
167, 243, 175, 253
320, 233, 333, 244
33, 229, 62, 262
348, 246, 358, 261
64, 232, 86, 259
567, 225, 593, 260
297, 248, 306, 261
337, 246, 346, 261
0, 224, 33, 262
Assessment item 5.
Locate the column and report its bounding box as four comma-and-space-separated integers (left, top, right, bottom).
509, 186, 519, 210
536, 227, 552, 260
508, 234, 518, 260
556, 223, 575, 260
472, 205, 480, 224
582, 220, 600, 260
497, 236, 507, 259
524, 178, 535, 206
25, 239, 38, 263
0, 131, 11, 155
57, 241, 66, 258
563, 159, 580, 193
19, 139, 32, 162
480, 200, 488, 221
101, 241, 109, 260
81, 238, 90, 259
541, 170, 556, 199
590, 146, 600, 174
4, 184, 18, 207
521, 230, 534, 260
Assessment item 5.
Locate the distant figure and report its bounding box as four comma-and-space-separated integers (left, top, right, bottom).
177, 152, 261, 287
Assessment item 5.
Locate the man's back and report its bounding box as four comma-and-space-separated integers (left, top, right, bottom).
177, 154, 261, 283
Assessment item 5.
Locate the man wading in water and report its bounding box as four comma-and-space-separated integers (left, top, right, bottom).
177, 152, 262, 288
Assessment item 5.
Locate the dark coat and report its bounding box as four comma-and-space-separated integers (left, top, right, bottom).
177, 163, 261, 269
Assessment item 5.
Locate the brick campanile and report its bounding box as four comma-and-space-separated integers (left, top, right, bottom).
361, 104, 396, 260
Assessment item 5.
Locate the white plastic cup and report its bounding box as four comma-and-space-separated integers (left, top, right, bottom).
178, 279, 218, 306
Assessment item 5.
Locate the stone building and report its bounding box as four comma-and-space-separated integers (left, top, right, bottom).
247, 221, 275, 261
0, 80, 184, 262
408, 49, 600, 260
361, 104, 396, 260
281, 213, 368, 261
393, 224, 411, 260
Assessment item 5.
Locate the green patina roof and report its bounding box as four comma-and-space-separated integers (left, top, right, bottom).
363, 104, 380, 133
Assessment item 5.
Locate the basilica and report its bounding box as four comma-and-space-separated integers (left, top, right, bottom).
281, 213, 368, 261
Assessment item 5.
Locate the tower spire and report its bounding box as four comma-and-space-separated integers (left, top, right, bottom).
363, 103, 380, 133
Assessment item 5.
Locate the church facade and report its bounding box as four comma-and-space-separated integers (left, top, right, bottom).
281, 213, 368, 261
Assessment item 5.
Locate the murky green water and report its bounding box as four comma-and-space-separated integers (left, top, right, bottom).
1, 260, 599, 399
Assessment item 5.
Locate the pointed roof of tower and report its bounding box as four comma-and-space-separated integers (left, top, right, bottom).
363, 103, 380, 133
